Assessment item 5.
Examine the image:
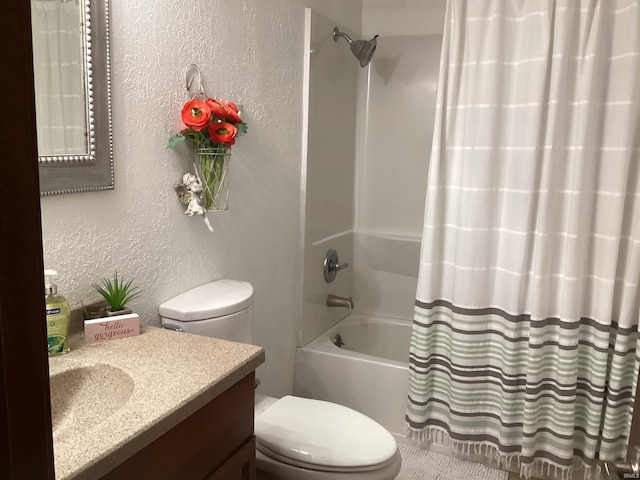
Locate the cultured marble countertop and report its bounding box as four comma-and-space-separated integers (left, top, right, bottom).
48, 326, 265, 480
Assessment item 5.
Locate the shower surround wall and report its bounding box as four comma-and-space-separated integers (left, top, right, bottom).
352, 0, 446, 321
362, 0, 446, 37
298, 8, 358, 347
353, 34, 442, 321
298, 7, 444, 348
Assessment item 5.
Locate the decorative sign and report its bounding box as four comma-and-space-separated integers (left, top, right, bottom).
84, 313, 140, 344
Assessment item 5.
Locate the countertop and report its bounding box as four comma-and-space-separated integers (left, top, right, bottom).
48, 326, 265, 480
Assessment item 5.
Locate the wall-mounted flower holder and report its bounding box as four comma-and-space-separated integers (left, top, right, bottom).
169, 64, 248, 232
194, 146, 231, 211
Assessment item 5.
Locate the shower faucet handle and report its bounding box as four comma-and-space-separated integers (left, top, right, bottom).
324, 249, 350, 283
332, 259, 350, 271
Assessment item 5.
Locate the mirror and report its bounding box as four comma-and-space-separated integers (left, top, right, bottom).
32, 0, 114, 195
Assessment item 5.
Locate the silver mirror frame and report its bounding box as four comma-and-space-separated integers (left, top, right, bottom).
38, 0, 114, 196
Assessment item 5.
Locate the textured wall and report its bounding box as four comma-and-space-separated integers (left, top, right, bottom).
40, 0, 307, 397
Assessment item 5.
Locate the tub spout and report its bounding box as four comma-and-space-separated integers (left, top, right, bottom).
327, 294, 354, 309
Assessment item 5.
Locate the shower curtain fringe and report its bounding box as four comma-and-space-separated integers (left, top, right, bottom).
407, 427, 603, 480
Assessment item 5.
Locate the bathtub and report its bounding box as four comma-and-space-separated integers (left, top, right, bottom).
293, 313, 412, 437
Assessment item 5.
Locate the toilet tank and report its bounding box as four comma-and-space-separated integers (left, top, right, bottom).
159, 280, 254, 343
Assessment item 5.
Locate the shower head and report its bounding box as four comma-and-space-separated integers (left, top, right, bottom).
333, 27, 379, 68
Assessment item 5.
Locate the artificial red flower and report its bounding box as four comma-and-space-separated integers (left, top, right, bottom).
207, 98, 242, 124
220, 99, 239, 113
209, 122, 238, 146
219, 100, 242, 123
181, 99, 211, 131
206, 98, 228, 119
225, 109, 242, 124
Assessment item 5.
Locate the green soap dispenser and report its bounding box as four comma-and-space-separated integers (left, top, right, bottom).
44, 269, 71, 356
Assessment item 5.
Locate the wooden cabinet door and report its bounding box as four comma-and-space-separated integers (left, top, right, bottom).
206, 437, 256, 480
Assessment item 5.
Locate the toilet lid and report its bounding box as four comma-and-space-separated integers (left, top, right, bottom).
158, 280, 253, 321
255, 396, 397, 470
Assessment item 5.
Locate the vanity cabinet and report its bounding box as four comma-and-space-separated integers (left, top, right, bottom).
100, 372, 256, 480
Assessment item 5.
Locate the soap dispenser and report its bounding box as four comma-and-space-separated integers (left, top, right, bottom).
44, 269, 71, 356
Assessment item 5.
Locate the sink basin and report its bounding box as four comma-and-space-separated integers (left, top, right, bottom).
50, 364, 134, 438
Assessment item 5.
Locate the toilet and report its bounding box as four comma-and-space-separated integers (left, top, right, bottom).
159, 279, 402, 480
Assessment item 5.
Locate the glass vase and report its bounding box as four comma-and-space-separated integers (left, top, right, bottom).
193, 146, 231, 211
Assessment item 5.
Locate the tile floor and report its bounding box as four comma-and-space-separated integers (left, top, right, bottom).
393, 434, 542, 480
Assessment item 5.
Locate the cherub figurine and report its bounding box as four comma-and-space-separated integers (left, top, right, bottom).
174, 173, 213, 231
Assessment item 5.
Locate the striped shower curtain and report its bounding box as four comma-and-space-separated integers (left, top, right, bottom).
406, 1, 640, 479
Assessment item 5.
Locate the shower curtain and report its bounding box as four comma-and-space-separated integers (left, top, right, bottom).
407, 1, 640, 479
31, 0, 86, 155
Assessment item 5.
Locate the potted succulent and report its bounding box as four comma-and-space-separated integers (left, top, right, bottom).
94, 272, 142, 316
84, 272, 142, 344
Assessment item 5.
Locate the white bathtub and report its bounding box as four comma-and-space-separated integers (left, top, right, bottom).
293, 314, 412, 436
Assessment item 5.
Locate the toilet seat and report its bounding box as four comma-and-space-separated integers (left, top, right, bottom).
256, 448, 403, 480
256, 443, 398, 473
255, 395, 398, 472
